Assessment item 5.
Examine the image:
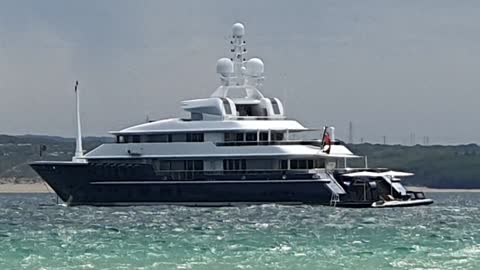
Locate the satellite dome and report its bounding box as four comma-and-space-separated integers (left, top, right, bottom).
232, 23, 245, 37
245, 58, 264, 76
216, 58, 234, 75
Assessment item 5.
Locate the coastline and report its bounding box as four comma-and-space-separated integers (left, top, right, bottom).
0, 183, 480, 194
0, 183, 52, 193
406, 186, 480, 193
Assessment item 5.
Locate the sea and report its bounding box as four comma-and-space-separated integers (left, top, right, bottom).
0, 193, 479, 270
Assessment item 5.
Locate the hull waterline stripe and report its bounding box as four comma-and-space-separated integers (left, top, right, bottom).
90, 179, 331, 185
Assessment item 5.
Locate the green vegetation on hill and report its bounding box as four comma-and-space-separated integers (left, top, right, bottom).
0, 135, 479, 188
348, 144, 480, 188
0, 135, 111, 182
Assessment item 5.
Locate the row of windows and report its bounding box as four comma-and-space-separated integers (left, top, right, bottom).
91, 159, 324, 176
117, 133, 204, 143
223, 159, 324, 171
224, 132, 284, 142
290, 159, 324, 170
152, 160, 204, 171
116, 131, 286, 144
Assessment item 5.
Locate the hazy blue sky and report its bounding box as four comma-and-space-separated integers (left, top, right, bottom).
0, 0, 479, 144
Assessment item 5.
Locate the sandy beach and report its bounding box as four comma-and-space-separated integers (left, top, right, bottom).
406, 186, 480, 193
0, 183, 52, 193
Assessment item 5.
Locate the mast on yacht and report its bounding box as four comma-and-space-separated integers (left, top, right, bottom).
72, 80, 86, 163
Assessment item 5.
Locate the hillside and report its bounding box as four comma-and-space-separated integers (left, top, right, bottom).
0, 135, 479, 188
348, 144, 480, 188
0, 135, 112, 182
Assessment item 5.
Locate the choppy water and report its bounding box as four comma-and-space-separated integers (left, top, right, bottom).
1, 193, 480, 269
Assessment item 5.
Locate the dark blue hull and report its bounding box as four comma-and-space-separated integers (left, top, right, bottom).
30, 162, 432, 208
30, 162, 335, 206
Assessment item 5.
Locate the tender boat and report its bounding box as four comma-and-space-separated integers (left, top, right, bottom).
30, 23, 433, 208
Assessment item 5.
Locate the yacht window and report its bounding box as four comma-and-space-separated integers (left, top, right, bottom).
308, 160, 314, 169
270, 99, 281, 114
147, 134, 170, 142
314, 159, 325, 168
224, 133, 236, 142
159, 161, 170, 170
246, 159, 275, 170
153, 160, 171, 171
237, 105, 253, 116
290, 159, 315, 170
236, 133, 244, 141
259, 132, 268, 141
193, 160, 203, 171
171, 160, 185, 171
298, 160, 307, 169
185, 160, 194, 171
171, 133, 187, 142
223, 159, 246, 171
187, 133, 204, 142
246, 132, 257, 142
273, 132, 284, 141
184, 160, 204, 171
191, 112, 203, 120
280, 160, 288, 170
222, 99, 232, 115
131, 135, 140, 143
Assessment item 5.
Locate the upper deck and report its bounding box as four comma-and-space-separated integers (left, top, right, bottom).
111, 118, 310, 135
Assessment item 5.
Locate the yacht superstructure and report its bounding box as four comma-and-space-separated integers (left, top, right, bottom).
30, 23, 432, 207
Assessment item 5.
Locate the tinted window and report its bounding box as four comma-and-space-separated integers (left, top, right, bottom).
187, 133, 204, 142
171, 133, 187, 142
270, 98, 280, 114
171, 160, 185, 170
222, 99, 232, 114
259, 132, 268, 141
246, 132, 257, 141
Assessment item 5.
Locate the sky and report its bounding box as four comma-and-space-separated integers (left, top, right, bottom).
0, 0, 479, 145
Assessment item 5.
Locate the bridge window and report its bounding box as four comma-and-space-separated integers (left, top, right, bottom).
222, 99, 232, 114
270, 98, 281, 114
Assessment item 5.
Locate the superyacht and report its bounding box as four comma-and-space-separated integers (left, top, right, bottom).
30, 23, 433, 207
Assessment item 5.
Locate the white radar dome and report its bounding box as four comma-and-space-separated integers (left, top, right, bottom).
245, 58, 264, 76
216, 58, 234, 75
232, 23, 245, 37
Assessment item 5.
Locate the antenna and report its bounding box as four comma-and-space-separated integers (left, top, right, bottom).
73, 80, 86, 163
230, 23, 247, 85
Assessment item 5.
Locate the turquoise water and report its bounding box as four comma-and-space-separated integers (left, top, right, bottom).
1, 193, 480, 269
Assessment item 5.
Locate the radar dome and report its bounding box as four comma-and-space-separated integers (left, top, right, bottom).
216, 58, 234, 75
245, 58, 264, 76
232, 23, 245, 37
